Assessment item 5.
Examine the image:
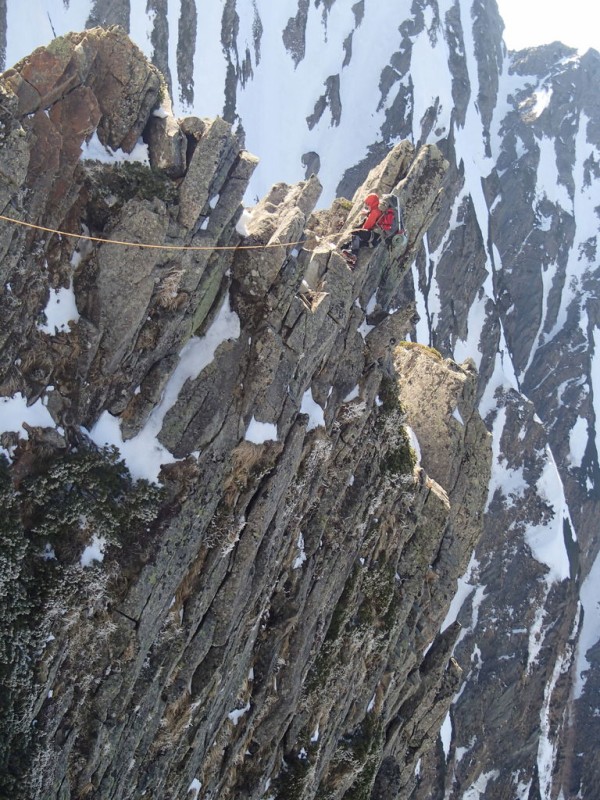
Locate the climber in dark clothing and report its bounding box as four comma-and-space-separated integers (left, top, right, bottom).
340, 193, 382, 267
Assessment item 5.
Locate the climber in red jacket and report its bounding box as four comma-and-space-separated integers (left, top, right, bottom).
340, 193, 383, 267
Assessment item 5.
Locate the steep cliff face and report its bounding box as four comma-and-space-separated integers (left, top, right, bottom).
0, 29, 491, 800
421, 39, 600, 800
2, 2, 600, 799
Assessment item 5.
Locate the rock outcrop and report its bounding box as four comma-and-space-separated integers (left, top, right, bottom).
0, 0, 600, 800
2, 1, 600, 798
0, 28, 492, 800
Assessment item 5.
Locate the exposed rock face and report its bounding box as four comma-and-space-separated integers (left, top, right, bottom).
413, 38, 600, 800
2, 2, 600, 798
0, 29, 492, 800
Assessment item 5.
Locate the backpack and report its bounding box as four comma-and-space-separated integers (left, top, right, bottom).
377, 206, 399, 237
377, 194, 408, 256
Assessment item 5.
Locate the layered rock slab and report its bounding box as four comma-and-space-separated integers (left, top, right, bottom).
0, 29, 491, 800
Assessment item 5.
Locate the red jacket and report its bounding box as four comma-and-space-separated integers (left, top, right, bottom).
361, 194, 382, 230
363, 207, 382, 230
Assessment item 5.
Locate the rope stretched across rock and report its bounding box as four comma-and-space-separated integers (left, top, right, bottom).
0, 213, 311, 252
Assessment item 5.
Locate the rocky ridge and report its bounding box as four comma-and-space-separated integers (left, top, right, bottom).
85, 4, 600, 798
3, 1, 600, 796
0, 28, 492, 800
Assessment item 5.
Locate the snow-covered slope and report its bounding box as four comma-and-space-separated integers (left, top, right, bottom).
2, 1, 600, 797
3, 0, 464, 203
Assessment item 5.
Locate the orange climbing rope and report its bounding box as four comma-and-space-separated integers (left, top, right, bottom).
0, 213, 307, 252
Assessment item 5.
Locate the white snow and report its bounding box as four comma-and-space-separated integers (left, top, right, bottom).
178, 0, 227, 115
165, 0, 183, 108
245, 417, 278, 444
440, 711, 452, 759
527, 599, 548, 671
544, 113, 600, 344
478, 339, 573, 583
483, 406, 527, 512
80, 535, 107, 567
412, 261, 431, 345
404, 425, 421, 466
535, 137, 571, 211
455, 738, 475, 764
461, 770, 500, 800
300, 389, 325, 431
343, 385, 360, 402
187, 778, 202, 800
421, 232, 441, 333
81, 132, 150, 164
537, 645, 573, 799
454, 0, 495, 181
489, 458, 528, 510
573, 549, 600, 699
234, 0, 406, 204
90, 295, 240, 482
513, 776, 533, 800
471, 643, 483, 671
152, 105, 169, 119
478, 332, 520, 421
530, 87, 553, 118
497, 64, 533, 155
519, 251, 559, 377
436, 0, 511, 379
457, 584, 487, 653
357, 318, 375, 339
524, 446, 571, 584
453, 291, 488, 371
410, 5, 453, 144
365, 293, 377, 315
568, 416, 588, 467
130, 3, 157, 58
536, 206, 553, 232
228, 701, 250, 726
292, 533, 307, 570
441, 552, 479, 634
88, 410, 176, 485
38, 283, 80, 334
0, 393, 56, 459
236, 210, 252, 236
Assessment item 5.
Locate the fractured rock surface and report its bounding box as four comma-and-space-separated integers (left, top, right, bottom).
0, 28, 492, 800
